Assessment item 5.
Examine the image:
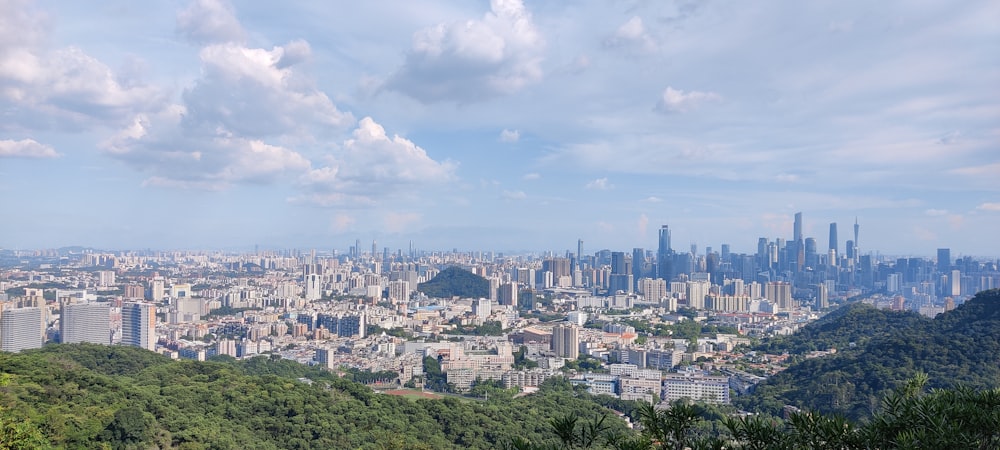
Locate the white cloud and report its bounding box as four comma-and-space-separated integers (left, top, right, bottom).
297, 117, 456, 204
502, 190, 527, 200
637, 213, 649, 236
977, 202, 1000, 212
604, 16, 657, 53
0, 138, 57, 158
177, 0, 246, 44
522, 172, 541, 180
384, 0, 544, 103
655, 86, 721, 114
183, 42, 353, 137
643, 196, 662, 203
0, 1, 164, 131
585, 177, 612, 190
499, 128, 520, 142
925, 209, 949, 216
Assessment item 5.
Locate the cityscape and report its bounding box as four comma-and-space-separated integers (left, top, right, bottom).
1, 0, 998, 447
2, 210, 996, 407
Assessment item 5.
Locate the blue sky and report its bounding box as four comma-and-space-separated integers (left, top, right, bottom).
1, 0, 998, 257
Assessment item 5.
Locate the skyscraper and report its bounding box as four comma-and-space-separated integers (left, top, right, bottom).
657, 225, 673, 280
937, 248, 951, 273
793, 212, 803, 243
61, 301, 110, 345
828, 223, 838, 253
853, 218, 860, 262
122, 302, 157, 351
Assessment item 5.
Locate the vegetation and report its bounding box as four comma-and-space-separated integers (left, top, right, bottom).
0, 345, 631, 449
738, 289, 1000, 419
417, 266, 490, 299
445, 320, 505, 336
508, 374, 1000, 449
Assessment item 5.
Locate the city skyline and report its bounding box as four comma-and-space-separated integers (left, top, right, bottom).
1, 0, 998, 255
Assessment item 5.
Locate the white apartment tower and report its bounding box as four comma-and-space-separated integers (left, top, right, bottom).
61, 301, 110, 345
0, 305, 45, 353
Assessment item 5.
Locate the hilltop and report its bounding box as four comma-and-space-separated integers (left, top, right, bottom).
737, 289, 1000, 419
417, 266, 490, 299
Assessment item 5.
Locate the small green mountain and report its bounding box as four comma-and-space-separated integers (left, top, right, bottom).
417, 266, 490, 299
738, 289, 1000, 419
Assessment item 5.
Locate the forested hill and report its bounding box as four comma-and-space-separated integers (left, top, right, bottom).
737, 289, 1000, 419
417, 266, 490, 298
0, 344, 624, 449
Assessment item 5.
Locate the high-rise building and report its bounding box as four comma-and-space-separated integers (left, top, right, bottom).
0, 305, 44, 353
611, 251, 629, 275
542, 258, 571, 280
937, 249, 951, 274
498, 282, 518, 307
657, 225, 673, 280
473, 298, 492, 318
122, 302, 157, 351
828, 223, 838, 252
632, 248, 645, 289
61, 301, 110, 345
793, 212, 803, 242
765, 282, 793, 310
551, 324, 579, 359
853, 218, 860, 262
686, 280, 710, 310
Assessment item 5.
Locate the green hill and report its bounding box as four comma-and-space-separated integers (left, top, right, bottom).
737, 289, 1000, 419
417, 266, 490, 298
0, 344, 625, 449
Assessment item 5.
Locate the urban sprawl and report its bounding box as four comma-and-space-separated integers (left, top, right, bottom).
2, 213, 997, 407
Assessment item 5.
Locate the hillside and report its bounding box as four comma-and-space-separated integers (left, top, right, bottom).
737, 289, 1000, 419
0, 344, 625, 449
417, 266, 490, 298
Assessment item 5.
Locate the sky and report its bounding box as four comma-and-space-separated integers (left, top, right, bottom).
1, 0, 998, 257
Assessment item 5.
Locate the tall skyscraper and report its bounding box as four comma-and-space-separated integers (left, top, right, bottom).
793, 212, 803, 243
853, 218, 860, 262
0, 305, 44, 353
122, 302, 156, 351
937, 248, 951, 273
61, 301, 110, 345
577, 239, 584, 268
611, 251, 629, 275
657, 225, 673, 280
828, 223, 838, 252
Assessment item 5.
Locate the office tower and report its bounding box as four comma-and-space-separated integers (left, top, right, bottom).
757, 238, 769, 270
765, 282, 793, 310
804, 238, 818, 268
551, 324, 579, 359
720, 244, 730, 262
853, 218, 860, 262
0, 305, 44, 353
498, 282, 518, 307
371, 240, 377, 258
829, 223, 838, 252
632, 248, 645, 289
793, 212, 803, 242
577, 239, 584, 267
845, 240, 855, 260
122, 302, 157, 351
611, 251, 630, 275
657, 225, 672, 280
937, 249, 951, 273
61, 301, 110, 345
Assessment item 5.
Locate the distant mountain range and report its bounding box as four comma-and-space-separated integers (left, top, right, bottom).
736, 289, 1000, 419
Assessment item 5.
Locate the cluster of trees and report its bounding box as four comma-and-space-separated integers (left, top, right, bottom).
445, 320, 506, 336
0, 345, 636, 449
738, 289, 1000, 419
417, 266, 490, 298
508, 374, 1000, 449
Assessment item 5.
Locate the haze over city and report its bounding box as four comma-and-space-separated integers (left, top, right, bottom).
1, 0, 998, 255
